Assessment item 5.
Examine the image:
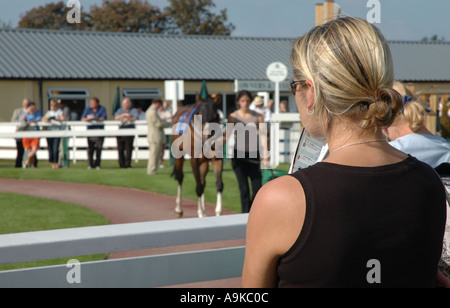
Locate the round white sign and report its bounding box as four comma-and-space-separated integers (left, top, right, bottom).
266, 62, 288, 83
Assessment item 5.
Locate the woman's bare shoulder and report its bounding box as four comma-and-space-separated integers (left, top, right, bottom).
248, 175, 306, 255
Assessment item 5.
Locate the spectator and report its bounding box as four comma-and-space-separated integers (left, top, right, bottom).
243, 17, 447, 288
384, 81, 450, 168
250, 96, 272, 122
280, 100, 289, 113
81, 98, 107, 170
146, 99, 166, 175
267, 99, 274, 112
19, 102, 41, 168
42, 99, 65, 169
11, 98, 30, 168
158, 100, 172, 124
439, 95, 450, 139
114, 98, 138, 169
228, 90, 269, 213
59, 100, 71, 123
157, 100, 174, 167
137, 107, 146, 120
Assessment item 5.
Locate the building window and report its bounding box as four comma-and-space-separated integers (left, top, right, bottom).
48, 88, 89, 121
122, 88, 162, 112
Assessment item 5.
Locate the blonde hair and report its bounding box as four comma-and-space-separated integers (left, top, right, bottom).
291, 17, 402, 130
393, 81, 414, 98
402, 101, 426, 132
393, 81, 424, 132
49, 99, 59, 107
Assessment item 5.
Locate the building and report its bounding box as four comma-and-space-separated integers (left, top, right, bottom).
0, 28, 449, 133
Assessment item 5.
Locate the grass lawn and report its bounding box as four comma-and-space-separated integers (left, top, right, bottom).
0, 192, 110, 271
0, 158, 289, 270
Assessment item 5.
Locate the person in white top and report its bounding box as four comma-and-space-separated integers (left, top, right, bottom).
250, 96, 272, 123
384, 82, 450, 169
11, 98, 30, 168
43, 99, 65, 169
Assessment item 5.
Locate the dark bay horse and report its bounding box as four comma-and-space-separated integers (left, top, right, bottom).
171, 99, 224, 218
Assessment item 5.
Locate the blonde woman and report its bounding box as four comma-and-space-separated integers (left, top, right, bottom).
242, 17, 447, 288
384, 82, 450, 168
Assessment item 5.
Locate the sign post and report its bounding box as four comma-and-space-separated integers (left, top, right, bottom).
266, 62, 288, 114
164, 80, 184, 114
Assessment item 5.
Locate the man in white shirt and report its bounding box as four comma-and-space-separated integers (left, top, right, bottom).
11, 99, 30, 168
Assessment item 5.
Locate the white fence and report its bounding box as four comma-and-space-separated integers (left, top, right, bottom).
0, 117, 302, 165
0, 214, 248, 288
0, 121, 171, 164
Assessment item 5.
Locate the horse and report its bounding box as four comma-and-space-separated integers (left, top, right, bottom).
171, 97, 224, 218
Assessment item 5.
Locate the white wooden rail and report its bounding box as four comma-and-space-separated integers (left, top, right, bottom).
0, 214, 248, 288
0, 116, 302, 165
0, 121, 172, 164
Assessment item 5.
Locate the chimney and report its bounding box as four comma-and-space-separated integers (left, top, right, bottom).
324, 0, 335, 23
315, 3, 324, 26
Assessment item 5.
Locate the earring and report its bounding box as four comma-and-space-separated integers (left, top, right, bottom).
306, 107, 315, 116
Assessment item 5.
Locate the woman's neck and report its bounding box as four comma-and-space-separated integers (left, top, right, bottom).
238, 108, 251, 115
326, 121, 385, 152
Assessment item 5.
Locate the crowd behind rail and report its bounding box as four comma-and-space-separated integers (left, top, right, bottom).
8, 88, 450, 172
10, 97, 173, 173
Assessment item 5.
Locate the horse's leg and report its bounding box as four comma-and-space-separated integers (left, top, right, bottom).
212, 157, 224, 216
198, 159, 209, 218
192, 158, 208, 218
173, 156, 185, 218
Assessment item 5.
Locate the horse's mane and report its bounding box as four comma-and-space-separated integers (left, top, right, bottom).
173, 100, 219, 125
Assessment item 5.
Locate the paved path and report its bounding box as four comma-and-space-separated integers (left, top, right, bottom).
0, 178, 243, 288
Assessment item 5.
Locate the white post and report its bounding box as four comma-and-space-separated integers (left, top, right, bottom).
274, 82, 280, 115
165, 80, 184, 115
172, 82, 178, 115
72, 135, 77, 164
134, 133, 139, 163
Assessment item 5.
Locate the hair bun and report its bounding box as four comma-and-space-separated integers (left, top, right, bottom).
360, 87, 403, 129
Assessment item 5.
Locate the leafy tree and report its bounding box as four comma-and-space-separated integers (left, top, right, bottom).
165, 0, 235, 35
88, 0, 168, 33
18, 1, 90, 30
17, 0, 234, 36
421, 34, 445, 42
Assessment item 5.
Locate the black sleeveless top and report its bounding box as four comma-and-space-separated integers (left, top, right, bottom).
277, 156, 447, 288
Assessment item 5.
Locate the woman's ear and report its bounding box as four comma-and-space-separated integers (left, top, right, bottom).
305, 80, 315, 110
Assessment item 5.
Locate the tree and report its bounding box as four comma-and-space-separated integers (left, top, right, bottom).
165, 0, 235, 35
18, 1, 90, 30
421, 34, 445, 42
88, 0, 168, 33
17, 0, 234, 36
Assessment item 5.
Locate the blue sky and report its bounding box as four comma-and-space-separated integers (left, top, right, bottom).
1, 0, 449, 41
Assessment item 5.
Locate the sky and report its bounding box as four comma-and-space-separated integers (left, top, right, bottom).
1, 0, 449, 41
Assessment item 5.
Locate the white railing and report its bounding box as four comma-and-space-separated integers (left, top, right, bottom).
0, 214, 248, 288
0, 121, 172, 164
0, 115, 302, 165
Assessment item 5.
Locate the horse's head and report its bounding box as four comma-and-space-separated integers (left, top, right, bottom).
197, 99, 220, 124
